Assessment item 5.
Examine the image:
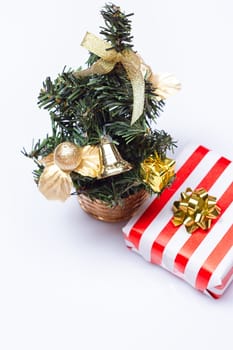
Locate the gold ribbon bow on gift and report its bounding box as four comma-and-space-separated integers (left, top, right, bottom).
38, 142, 101, 201
73, 32, 181, 125
172, 187, 221, 233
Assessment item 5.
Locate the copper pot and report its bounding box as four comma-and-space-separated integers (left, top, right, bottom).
78, 189, 149, 222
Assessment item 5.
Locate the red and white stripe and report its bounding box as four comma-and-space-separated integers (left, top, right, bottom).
123, 145, 233, 298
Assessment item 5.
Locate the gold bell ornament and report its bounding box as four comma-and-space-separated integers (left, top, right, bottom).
38, 138, 133, 201
99, 135, 133, 178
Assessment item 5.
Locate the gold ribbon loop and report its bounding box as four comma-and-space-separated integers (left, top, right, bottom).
172, 187, 221, 234
81, 32, 115, 61
74, 32, 145, 125
77, 59, 115, 76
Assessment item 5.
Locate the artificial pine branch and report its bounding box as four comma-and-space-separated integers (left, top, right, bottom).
99, 3, 134, 51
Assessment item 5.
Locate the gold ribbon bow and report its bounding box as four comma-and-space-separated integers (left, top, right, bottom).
38, 142, 101, 201
140, 153, 175, 192
73, 32, 145, 125
172, 188, 221, 233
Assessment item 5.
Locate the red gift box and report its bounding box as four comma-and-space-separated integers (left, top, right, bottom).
123, 145, 233, 298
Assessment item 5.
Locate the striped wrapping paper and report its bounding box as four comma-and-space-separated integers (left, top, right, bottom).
123, 145, 233, 298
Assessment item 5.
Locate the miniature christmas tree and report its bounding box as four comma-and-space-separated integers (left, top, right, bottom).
23, 3, 180, 219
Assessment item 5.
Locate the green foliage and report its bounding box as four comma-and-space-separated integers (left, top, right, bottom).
23, 3, 176, 205
99, 3, 134, 51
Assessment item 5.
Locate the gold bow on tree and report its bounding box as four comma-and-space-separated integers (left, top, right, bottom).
74, 32, 144, 125
73, 32, 181, 124
38, 142, 101, 201
172, 188, 221, 233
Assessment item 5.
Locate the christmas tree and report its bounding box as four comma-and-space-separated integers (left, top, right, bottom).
23, 3, 180, 214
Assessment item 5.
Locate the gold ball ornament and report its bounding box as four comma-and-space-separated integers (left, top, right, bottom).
54, 142, 81, 171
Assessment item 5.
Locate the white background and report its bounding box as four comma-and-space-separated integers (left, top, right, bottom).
1, 0, 233, 349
